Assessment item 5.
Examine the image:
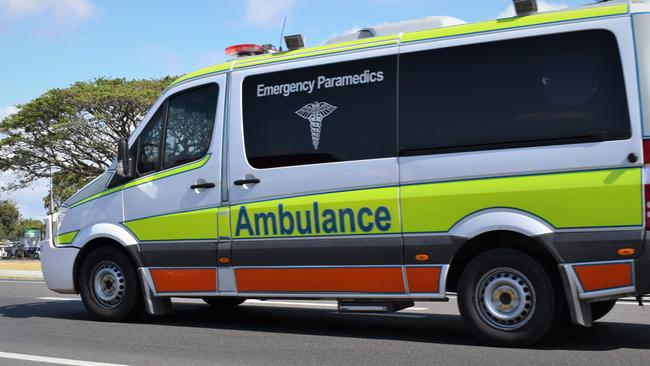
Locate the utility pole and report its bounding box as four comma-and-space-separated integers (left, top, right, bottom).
49, 165, 55, 215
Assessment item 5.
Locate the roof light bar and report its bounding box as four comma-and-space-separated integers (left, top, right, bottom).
225, 44, 265, 57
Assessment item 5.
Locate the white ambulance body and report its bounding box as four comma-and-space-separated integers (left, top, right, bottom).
40, 1, 650, 346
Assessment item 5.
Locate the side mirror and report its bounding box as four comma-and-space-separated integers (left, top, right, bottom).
116, 139, 134, 179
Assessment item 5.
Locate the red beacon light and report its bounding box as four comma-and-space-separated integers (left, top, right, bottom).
225, 43, 276, 57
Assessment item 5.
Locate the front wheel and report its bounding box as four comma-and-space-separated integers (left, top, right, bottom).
458, 249, 561, 347
79, 246, 143, 321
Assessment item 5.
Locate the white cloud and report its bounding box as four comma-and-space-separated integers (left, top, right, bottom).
0, 174, 48, 220
245, 0, 296, 28
0, 0, 96, 34
336, 25, 362, 37
324, 25, 361, 44
137, 44, 184, 75
1, 0, 95, 19
194, 50, 229, 69
0, 105, 18, 121
498, 1, 568, 18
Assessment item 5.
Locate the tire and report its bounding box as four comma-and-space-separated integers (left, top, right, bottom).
203, 297, 245, 308
79, 246, 143, 321
590, 299, 616, 322
458, 249, 561, 347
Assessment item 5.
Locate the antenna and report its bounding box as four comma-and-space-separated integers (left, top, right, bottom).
278, 17, 287, 52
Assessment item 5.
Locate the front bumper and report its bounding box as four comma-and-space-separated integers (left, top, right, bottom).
40, 217, 79, 294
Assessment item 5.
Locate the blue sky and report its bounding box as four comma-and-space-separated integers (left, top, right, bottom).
0, 0, 590, 219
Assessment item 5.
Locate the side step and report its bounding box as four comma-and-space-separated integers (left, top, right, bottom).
338, 301, 414, 313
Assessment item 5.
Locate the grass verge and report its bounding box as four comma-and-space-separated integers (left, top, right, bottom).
0, 260, 42, 271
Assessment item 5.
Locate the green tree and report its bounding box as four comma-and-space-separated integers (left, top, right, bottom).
0, 200, 20, 240
0, 77, 176, 213
43, 170, 92, 214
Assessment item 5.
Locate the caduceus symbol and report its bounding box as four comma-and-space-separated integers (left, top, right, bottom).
295, 102, 338, 150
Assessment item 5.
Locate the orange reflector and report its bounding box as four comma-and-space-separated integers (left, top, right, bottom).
406, 266, 442, 293
150, 269, 216, 293
218, 257, 231, 264
574, 263, 632, 292
415, 254, 430, 261
235, 267, 405, 293
617, 248, 636, 256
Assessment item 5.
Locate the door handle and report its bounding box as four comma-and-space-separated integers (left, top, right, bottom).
190, 182, 216, 190
234, 178, 261, 186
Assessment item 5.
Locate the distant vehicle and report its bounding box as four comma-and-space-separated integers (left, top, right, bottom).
9, 242, 25, 259
0, 245, 10, 259
39, 0, 650, 347
22, 228, 42, 259
28, 247, 40, 260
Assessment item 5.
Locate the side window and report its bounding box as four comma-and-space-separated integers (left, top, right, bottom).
242, 55, 398, 169
163, 84, 219, 169
136, 106, 164, 175
399, 30, 631, 155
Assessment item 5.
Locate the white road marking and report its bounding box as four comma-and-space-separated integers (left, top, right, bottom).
620, 297, 650, 302
36, 297, 80, 301
331, 312, 427, 318
0, 279, 45, 284
0, 351, 131, 366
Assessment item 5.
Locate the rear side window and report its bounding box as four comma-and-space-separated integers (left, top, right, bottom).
399, 30, 631, 155
242, 55, 398, 169
163, 85, 219, 169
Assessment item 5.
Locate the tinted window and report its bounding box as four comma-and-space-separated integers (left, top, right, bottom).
163, 85, 218, 169
399, 30, 631, 155
242, 56, 397, 169
137, 107, 164, 175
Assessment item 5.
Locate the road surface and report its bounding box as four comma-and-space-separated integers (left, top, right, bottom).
0, 280, 649, 366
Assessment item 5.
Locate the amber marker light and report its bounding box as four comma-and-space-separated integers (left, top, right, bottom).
219, 257, 231, 264
415, 254, 430, 261
617, 248, 636, 257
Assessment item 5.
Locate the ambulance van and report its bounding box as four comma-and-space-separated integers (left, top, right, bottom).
40, 1, 650, 346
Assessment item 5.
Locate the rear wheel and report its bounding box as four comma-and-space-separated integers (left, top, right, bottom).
203, 297, 245, 308
590, 299, 616, 322
79, 246, 143, 321
458, 249, 561, 347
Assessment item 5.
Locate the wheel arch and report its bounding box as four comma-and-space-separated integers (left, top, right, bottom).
446, 230, 563, 293
71, 223, 143, 293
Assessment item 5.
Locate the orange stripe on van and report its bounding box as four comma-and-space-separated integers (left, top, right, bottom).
406, 266, 442, 293
574, 263, 632, 292
151, 269, 217, 293
235, 267, 405, 293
